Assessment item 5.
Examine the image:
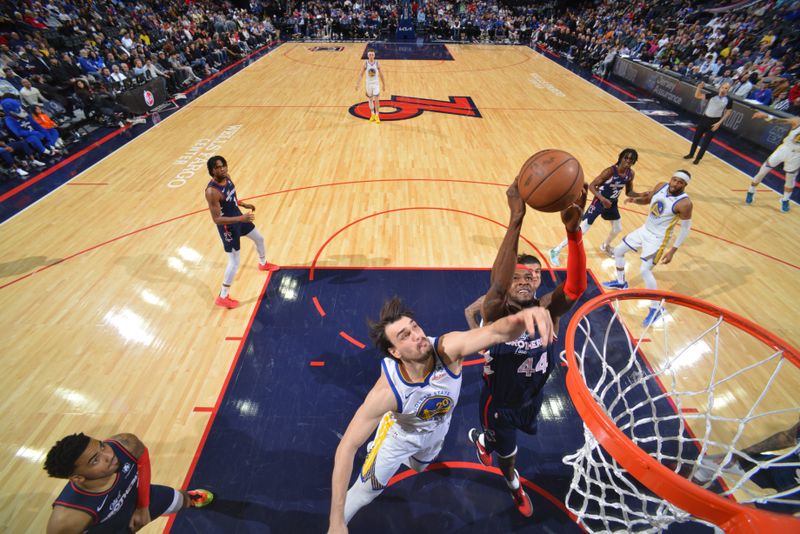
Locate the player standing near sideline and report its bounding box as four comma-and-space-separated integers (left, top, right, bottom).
44, 432, 213, 533
745, 112, 800, 213
205, 155, 280, 309
355, 49, 386, 123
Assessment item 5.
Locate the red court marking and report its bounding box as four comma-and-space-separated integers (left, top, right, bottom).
163, 272, 275, 533
339, 331, 366, 349
386, 461, 579, 524
312, 296, 326, 316
66, 182, 109, 186
592, 74, 639, 100
192, 407, 213, 413
225, 336, 242, 341
310, 361, 326, 367
682, 407, 700, 413
640, 338, 652, 343
535, 43, 561, 60
4, 177, 798, 293
0, 125, 132, 203
308, 207, 553, 282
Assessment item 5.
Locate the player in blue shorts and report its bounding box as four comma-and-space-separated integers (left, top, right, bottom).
44, 432, 213, 533
549, 148, 642, 265
465, 179, 588, 516
205, 155, 280, 309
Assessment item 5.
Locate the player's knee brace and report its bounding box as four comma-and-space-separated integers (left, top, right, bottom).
224, 249, 240, 284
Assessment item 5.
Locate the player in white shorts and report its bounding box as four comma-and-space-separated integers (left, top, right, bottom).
603, 170, 693, 326
327, 297, 554, 533
355, 48, 385, 123
745, 112, 800, 213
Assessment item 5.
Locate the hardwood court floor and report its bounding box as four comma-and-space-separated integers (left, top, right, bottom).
0, 43, 797, 531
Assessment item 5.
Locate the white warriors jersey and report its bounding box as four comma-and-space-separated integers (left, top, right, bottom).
780, 125, 800, 151
380, 336, 461, 433
365, 60, 380, 84
645, 183, 688, 237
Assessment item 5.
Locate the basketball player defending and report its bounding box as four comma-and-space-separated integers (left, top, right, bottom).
355, 49, 385, 123
328, 297, 556, 532
549, 148, 642, 265
466, 180, 588, 517
603, 170, 693, 326
205, 155, 279, 309
44, 432, 213, 533
745, 112, 800, 213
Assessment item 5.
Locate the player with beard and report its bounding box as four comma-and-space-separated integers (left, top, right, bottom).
328, 296, 556, 533
467, 179, 588, 517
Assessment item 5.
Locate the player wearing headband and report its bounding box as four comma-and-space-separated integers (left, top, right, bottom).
464, 179, 588, 517
603, 170, 694, 326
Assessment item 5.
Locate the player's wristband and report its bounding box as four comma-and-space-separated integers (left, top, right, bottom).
136, 447, 151, 508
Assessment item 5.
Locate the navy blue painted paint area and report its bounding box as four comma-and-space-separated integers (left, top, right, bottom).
171, 268, 712, 533
361, 41, 454, 60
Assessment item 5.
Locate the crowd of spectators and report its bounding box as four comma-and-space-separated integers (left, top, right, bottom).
0, 0, 278, 182
1, 0, 797, 182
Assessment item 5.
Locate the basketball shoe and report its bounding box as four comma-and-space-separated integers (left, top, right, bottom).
374, 115, 380, 123
602, 280, 628, 290
508, 470, 533, 517
599, 242, 614, 258
548, 248, 561, 267
258, 262, 281, 272
369, 114, 376, 122
468, 428, 492, 466
642, 307, 663, 327
187, 489, 215, 508
215, 295, 240, 309
781, 199, 790, 212
745, 191, 754, 204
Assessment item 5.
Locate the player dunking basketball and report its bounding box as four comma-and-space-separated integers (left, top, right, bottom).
466, 180, 588, 517
44, 432, 213, 533
355, 49, 386, 123
603, 170, 693, 326
328, 297, 555, 532
205, 155, 279, 309
549, 148, 642, 264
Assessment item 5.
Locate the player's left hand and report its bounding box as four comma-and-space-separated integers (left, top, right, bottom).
560, 182, 588, 232
239, 202, 255, 211
129, 506, 151, 532
660, 248, 676, 264
519, 306, 554, 346
711, 122, 721, 131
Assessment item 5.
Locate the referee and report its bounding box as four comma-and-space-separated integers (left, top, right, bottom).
684, 81, 733, 164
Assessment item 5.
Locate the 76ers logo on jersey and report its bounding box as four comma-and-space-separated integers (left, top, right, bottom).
416, 395, 453, 420
349, 95, 482, 122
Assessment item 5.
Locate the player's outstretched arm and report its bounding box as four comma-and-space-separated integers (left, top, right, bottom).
438, 306, 554, 362
660, 198, 693, 265
329, 374, 397, 534
625, 182, 661, 205
752, 112, 800, 129
108, 433, 152, 532
543, 184, 588, 319
482, 181, 526, 323
742, 417, 800, 457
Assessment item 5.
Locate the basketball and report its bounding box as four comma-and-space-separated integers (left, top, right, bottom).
516, 149, 585, 212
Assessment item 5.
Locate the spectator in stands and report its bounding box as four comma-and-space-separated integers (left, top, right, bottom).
1, 97, 57, 155
749, 79, 773, 105
18, 78, 47, 109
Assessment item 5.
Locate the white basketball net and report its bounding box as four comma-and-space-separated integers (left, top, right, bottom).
561, 294, 800, 533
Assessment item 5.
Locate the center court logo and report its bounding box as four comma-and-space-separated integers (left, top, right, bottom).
349, 95, 482, 121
